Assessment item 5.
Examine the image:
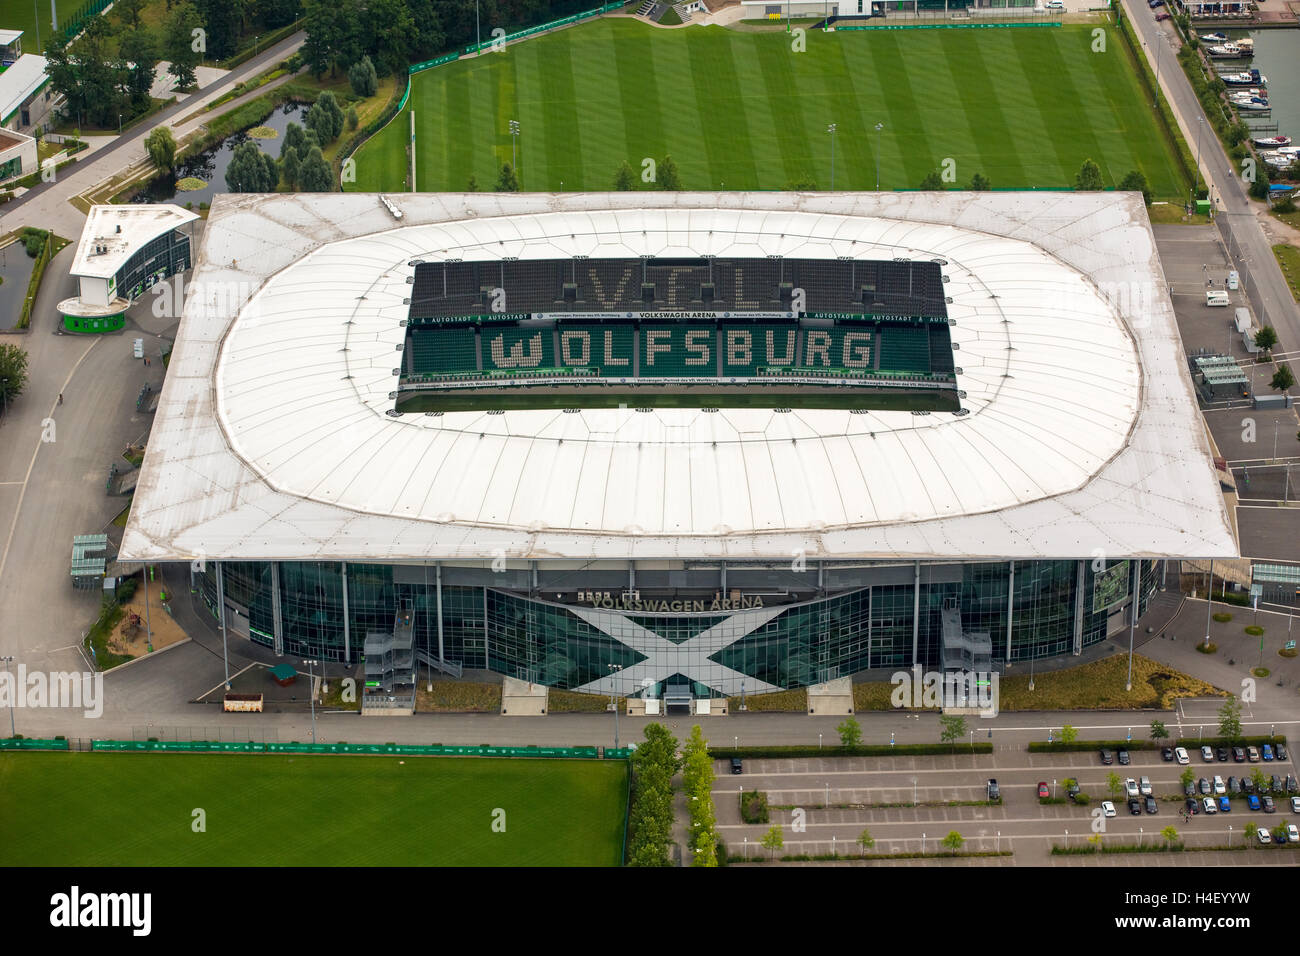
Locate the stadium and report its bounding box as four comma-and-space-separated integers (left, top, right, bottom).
121, 190, 1236, 709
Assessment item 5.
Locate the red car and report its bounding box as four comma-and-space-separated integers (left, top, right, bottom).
1038, 781, 1050, 798
1155, 11, 1171, 19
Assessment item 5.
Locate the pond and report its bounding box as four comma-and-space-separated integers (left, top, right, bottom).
130, 101, 311, 207
0, 241, 38, 331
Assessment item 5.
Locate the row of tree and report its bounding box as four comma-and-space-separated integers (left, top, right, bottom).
681, 726, 718, 867
626, 723, 678, 867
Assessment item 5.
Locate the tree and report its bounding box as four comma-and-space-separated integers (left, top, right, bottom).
614, 161, 636, 191
1218, 696, 1242, 741
115, 0, 148, 31
145, 126, 177, 171
118, 27, 160, 110
281, 148, 301, 190
44, 16, 125, 129
1254, 326, 1278, 355
784, 177, 818, 190
857, 828, 875, 854
1251, 768, 1269, 794
659, 154, 681, 190
1075, 158, 1105, 191
760, 825, 784, 860
1160, 825, 1179, 845
1249, 162, 1270, 201
195, 0, 245, 61
466, 175, 479, 192
940, 830, 964, 856
225, 141, 278, 192
1272, 365, 1296, 393
302, 0, 361, 78
939, 714, 967, 750
1119, 169, 1152, 206
164, 3, 204, 90
1244, 821, 1259, 846
969, 173, 991, 191
1107, 771, 1123, 799
298, 146, 334, 192
1227, 120, 1250, 147
628, 723, 679, 867
1150, 720, 1167, 745
1180, 767, 1195, 790
919, 171, 944, 190
360, 0, 414, 77
305, 91, 345, 144
496, 162, 520, 192
348, 55, 378, 98
0, 344, 29, 408
1087, 833, 1103, 852
1060, 724, 1078, 745
836, 716, 862, 748
346, 106, 359, 131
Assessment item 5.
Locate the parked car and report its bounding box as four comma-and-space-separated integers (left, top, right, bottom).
1233, 747, 1246, 763
1287, 775, 1298, 794
1243, 776, 1256, 794
1269, 774, 1283, 793
1045, 0, 1065, 8
1126, 778, 1140, 798
1216, 747, 1230, 762
1185, 796, 1199, 815
1118, 749, 1131, 766
1248, 794, 1261, 811
1101, 800, 1116, 817
1247, 746, 1260, 762
1155, 12, 1171, 20
1257, 826, 1272, 845
1198, 777, 1211, 795
1184, 779, 1196, 797
1145, 795, 1159, 814
1139, 776, 1152, 796
1291, 796, 1300, 814
1274, 831, 1288, 845
1161, 747, 1173, 762
1213, 776, 1226, 795
1263, 745, 1275, 761
1262, 795, 1275, 813
1100, 748, 1114, 766
1129, 798, 1143, 815
1038, 781, 1050, 799
1218, 795, 1231, 812
987, 778, 999, 800
1202, 745, 1215, 762
731, 757, 743, 774
1175, 747, 1190, 765
1067, 781, 1081, 803
1203, 797, 1218, 814
1275, 743, 1287, 761
1227, 776, 1241, 794
1289, 824, 1300, 844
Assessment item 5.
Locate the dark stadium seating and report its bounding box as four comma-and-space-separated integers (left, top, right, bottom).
638, 324, 717, 377
720, 324, 799, 376
482, 327, 554, 372
410, 328, 478, 375
878, 326, 931, 374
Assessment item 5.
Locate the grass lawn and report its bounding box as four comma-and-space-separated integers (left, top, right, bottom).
0, 0, 53, 52
1273, 244, 1300, 303
0, 752, 628, 866
350, 20, 1186, 198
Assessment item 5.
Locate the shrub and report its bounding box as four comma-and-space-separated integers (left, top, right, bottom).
740, 789, 769, 824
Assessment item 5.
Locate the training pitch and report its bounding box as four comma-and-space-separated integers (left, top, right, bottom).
0, 753, 629, 866
350, 19, 1186, 198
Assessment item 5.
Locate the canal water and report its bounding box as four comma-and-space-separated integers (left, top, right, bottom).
0, 241, 38, 331
131, 101, 311, 207
1220, 28, 1300, 144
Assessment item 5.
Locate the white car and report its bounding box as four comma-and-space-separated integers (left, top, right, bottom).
1289, 824, 1299, 844
1045, 0, 1065, 8
1257, 825, 1272, 845
1175, 747, 1190, 765
1214, 776, 1226, 795
1139, 776, 1152, 796
1125, 777, 1140, 798
1203, 797, 1218, 814
1101, 800, 1116, 818
1202, 745, 1215, 762
1291, 797, 1300, 814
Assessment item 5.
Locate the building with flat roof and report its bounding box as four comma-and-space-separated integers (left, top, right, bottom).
58, 204, 197, 333
121, 191, 1236, 701
0, 126, 35, 182
0, 53, 52, 132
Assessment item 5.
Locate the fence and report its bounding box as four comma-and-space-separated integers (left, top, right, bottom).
0, 737, 70, 750
87, 739, 620, 758
59, 0, 114, 43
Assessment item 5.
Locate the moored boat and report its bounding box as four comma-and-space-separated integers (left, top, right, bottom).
1252, 136, 1292, 149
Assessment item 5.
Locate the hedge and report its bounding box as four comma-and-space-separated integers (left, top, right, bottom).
709, 742, 993, 760
17, 231, 54, 330
1029, 740, 1160, 753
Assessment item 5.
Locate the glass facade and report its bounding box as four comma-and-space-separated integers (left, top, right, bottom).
112, 229, 191, 303
193, 558, 1162, 693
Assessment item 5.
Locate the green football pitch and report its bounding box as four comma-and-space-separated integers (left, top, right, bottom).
0, 752, 628, 866
349, 19, 1187, 199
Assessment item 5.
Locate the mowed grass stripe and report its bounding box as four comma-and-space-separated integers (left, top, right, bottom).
649, 29, 710, 185
990, 34, 1077, 188
728, 37, 789, 186
0, 753, 628, 867
442, 66, 476, 189
530, 31, 582, 188
864, 34, 938, 189
684, 31, 758, 188
1005, 30, 1094, 185
838, 38, 889, 191
614, 23, 663, 185
1041, 31, 1128, 185
809, 37, 872, 191
1091, 41, 1184, 197
755, 36, 817, 186
572, 29, 628, 190
937, 32, 1026, 188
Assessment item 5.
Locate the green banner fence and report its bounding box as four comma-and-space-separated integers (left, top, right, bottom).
0, 737, 71, 750
87, 739, 626, 758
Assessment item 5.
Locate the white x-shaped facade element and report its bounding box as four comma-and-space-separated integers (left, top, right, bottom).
570, 606, 787, 697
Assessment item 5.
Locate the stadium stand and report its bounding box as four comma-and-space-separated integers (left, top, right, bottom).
638, 323, 717, 377
482, 327, 554, 372
878, 326, 931, 374
720, 324, 800, 376
410, 327, 478, 376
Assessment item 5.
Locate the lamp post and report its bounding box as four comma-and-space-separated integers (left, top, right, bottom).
819, 733, 823, 749
303, 659, 319, 745
1, 377, 7, 420
874, 122, 884, 191
827, 123, 837, 191
1204, 559, 1214, 649
912, 776, 917, 807
118, 114, 122, 136
508, 119, 520, 175
1, 656, 14, 737
607, 663, 622, 749
996, 830, 1000, 853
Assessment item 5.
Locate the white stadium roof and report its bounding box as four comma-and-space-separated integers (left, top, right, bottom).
121, 191, 1237, 564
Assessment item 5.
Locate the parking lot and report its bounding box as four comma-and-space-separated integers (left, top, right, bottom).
717, 748, 1299, 865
